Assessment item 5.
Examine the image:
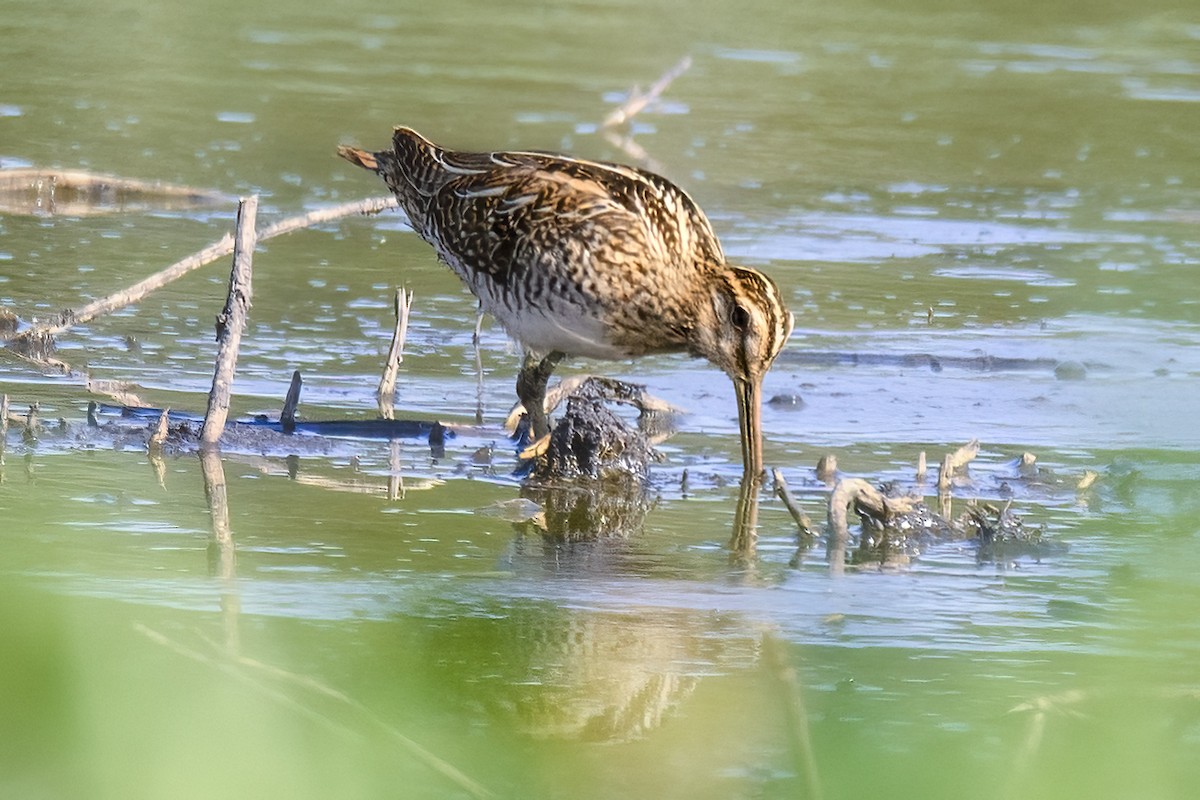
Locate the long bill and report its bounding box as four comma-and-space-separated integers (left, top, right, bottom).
734, 375, 765, 481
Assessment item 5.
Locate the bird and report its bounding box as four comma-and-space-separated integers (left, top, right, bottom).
337, 127, 793, 479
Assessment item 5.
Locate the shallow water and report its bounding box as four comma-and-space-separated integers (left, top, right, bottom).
3, 0, 1200, 797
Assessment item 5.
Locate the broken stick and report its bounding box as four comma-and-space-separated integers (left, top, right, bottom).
772, 468, 814, 539
280, 371, 302, 434
377, 287, 413, 420
7, 195, 398, 351
200, 196, 258, 448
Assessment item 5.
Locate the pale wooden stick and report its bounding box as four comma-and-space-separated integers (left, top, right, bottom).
937, 439, 979, 491
22, 234, 233, 341
148, 408, 170, 450
8, 195, 398, 348
377, 287, 413, 420
772, 468, 813, 539
256, 195, 398, 240
827, 478, 921, 571
602, 55, 693, 128
200, 196, 258, 448
598, 56, 693, 171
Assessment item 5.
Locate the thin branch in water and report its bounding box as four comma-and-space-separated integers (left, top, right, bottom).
772, 468, 814, 540
148, 408, 170, 451
280, 370, 303, 433
377, 287, 413, 420
598, 55, 693, 171
7, 195, 399, 350
937, 438, 980, 491
0, 168, 233, 217
201, 196, 259, 448
602, 55, 693, 129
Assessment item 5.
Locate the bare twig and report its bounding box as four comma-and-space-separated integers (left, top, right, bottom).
148, 408, 170, 451
377, 287, 413, 420
598, 55, 693, 170
23, 234, 234, 342
256, 195, 399, 240
602, 55, 693, 128
772, 468, 813, 539
280, 370, 302, 433
7, 195, 398, 350
201, 196, 258, 448
937, 439, 979, 491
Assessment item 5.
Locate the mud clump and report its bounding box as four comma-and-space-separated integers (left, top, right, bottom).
533, 395, 655, 483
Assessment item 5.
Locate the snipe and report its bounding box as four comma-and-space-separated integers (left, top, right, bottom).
338, 127, 793, 478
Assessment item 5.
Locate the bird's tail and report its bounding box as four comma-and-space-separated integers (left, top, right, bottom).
337, 145, 379, 172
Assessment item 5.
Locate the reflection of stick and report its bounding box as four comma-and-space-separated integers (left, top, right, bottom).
134, 623, 496, 799
388, 439, 404, 501
762, 633, 824, 800
377, 288, 413, 420
8, 195, 398, 348
200, 450, 235, 569
201, 196, 259, 447
0, 393, 8, 466
199, 447, 238, 649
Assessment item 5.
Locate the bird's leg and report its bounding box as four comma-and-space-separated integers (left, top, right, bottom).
516, 351, 564, 441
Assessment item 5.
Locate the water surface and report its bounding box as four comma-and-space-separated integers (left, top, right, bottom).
2, 0, 1199, 797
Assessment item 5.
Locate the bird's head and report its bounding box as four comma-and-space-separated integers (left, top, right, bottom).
690, 265, 794, 479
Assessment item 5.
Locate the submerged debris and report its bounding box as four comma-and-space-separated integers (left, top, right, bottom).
775, 442, 1073, 570
0, 168, 233, 217
518, 376, 673, 484
532, 394, 658, 483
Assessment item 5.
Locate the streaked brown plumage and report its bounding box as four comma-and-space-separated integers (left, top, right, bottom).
338, 127, 793, 477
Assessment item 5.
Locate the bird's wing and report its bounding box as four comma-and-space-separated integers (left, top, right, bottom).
424, 154, 724, 287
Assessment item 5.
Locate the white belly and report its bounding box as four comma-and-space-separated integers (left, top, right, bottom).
490, 302, 628, 360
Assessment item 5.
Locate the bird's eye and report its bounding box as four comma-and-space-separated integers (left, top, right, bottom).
730, 304, 751, 330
